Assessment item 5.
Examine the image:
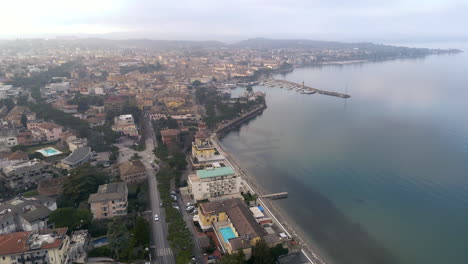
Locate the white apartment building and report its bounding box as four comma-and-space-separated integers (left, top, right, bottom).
188, 166, 241, 201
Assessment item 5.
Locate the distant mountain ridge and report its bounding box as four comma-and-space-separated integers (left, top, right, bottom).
0, 37, 461, 53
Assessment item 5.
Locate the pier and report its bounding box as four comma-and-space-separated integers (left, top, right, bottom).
261, 79, 351, 98
215, 104, 267, 136
261, 192, 288, 200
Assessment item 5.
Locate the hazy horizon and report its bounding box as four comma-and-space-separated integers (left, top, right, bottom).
1, 0, 467, 43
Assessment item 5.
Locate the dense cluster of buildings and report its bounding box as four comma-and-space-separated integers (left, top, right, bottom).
0, 39, 314, 264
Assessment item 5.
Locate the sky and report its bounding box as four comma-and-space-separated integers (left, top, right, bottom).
1, 0, 467, 42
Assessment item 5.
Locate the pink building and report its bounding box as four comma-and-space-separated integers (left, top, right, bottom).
36, 122, 63, 142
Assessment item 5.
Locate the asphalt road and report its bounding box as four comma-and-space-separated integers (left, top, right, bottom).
116, 115, 175, 264
143, 118, 175, 264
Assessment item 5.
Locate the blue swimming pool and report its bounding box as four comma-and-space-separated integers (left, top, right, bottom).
36, 147, 62, 157
219, 227, 236, 243
93, 237, 108, 245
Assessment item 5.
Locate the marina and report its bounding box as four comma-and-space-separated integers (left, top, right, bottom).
261, 79, 351, 98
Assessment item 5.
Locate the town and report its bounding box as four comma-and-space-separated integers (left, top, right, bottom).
0, 38, 457, 264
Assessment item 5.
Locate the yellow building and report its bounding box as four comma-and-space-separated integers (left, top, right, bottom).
136, 93, 155, 110
158, 95, 186, 109
191, 136, 227, 168
192, 138, 216, 161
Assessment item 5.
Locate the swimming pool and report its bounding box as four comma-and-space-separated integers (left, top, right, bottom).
36, 147, 63, 157
219, 227, 237, 243
93, 237, 108, 246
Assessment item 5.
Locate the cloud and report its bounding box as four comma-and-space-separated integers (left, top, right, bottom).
0, 0, 467, 41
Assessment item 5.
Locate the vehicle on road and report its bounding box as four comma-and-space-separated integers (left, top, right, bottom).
154, 214, 159, 221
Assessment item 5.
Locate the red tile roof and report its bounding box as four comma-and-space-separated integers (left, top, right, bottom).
0, 228, 67, 255
160, 129, 180, 137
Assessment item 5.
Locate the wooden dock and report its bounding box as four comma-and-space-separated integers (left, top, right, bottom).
262, 79, 351, 98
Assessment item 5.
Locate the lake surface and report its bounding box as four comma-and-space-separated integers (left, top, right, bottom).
220, 43, 468, 264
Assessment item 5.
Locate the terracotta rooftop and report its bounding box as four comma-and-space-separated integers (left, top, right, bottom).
118, 160, 146, 177
8, 151, 29, 161
37, 122, 62, 130
200, 198, 266, 239
0, 228, 67, 255
160, 129, 180, 137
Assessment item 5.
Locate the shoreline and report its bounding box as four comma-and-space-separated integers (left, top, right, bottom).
211, 134, 331, 264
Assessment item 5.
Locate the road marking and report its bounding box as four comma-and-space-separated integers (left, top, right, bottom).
157, 248, 173, 256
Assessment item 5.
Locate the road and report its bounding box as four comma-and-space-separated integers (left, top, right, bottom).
116, 115, 175, 264
178, 192, 205, 264
143, 117, 175, 264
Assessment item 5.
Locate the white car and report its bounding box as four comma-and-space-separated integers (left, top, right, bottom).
154, 214, 159, 221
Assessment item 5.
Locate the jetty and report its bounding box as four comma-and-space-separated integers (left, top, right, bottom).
261, 192, 288, 200
215, 104, 267, 136
261, 79, 351, 98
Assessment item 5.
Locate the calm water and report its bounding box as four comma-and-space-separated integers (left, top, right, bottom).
221, 44, 468, 264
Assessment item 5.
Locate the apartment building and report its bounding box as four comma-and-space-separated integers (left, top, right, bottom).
191, 137, 225, 169
88, 182, 128, 219
111, 114, 138, 137
0, 228, 70, 264
35, 123, 63, 142
0, 196, 57, 235
0, 160, 50, 190
188, 166, 241, 201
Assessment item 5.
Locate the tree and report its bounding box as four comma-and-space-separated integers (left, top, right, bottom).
153, 144, 169, 161
0, 98, 15, 110
16, 96, 28, 106
246, 86, 253, 92
220, 251, 246, 264
61, 165, 107, 206
269, 244, 289, 261
107, 218, 131, 259
133, 216, 150, 247
109, 145, 119, 162
168, 152, 187, 170
192, 80, 202, 87
49, 207, 92, 230
130, 153, 142, 160
21, 114, 28, 127
251, 240, 274, 264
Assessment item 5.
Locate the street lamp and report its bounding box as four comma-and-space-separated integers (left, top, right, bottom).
145, 247, 151, 262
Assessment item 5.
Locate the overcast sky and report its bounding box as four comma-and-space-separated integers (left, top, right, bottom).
1, 0, 467, 42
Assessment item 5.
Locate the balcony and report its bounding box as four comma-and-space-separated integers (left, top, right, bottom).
17, 254, 47, 264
